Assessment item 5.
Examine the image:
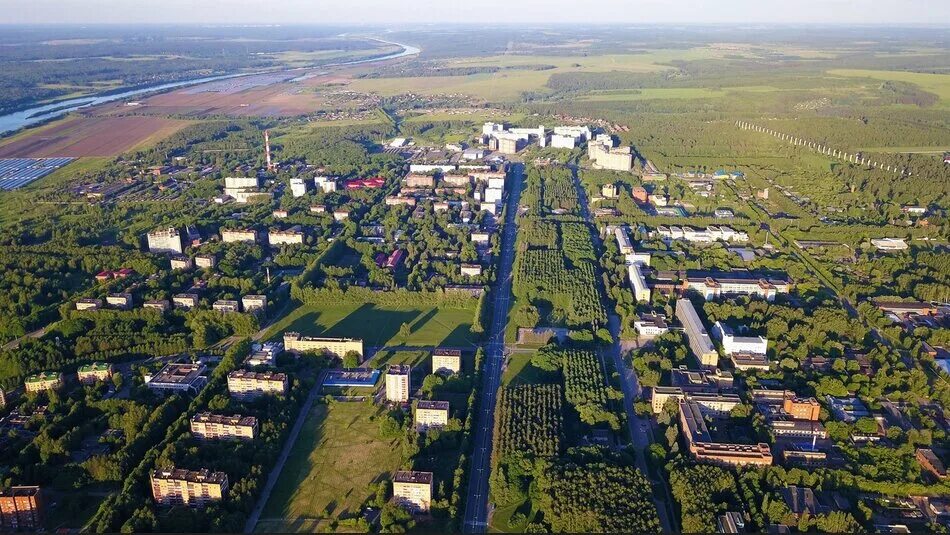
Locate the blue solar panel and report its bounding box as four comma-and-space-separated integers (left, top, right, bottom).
0, 157, 75, 190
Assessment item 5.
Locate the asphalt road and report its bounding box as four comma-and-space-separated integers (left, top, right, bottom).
462, 164, 523, 533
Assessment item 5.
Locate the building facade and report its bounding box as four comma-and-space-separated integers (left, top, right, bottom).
386, 365, 411, 403
227, 370, 288, 400
0, 486, 43, 531
150, 468, 228, 507
393, 471, 433, 513
190, 412, 259, 441
415, 400, 450, 431
283, 333, 364, 357
147, 227, 183, 254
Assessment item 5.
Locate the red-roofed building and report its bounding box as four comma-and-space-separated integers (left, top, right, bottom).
115, 268, 135, 278
386, 249, 405, 269
375, 252, 388, 268
345, 177, 386, 189
95, 271, 113, 282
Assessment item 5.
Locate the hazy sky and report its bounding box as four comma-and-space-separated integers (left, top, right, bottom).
2, 0, 948, 25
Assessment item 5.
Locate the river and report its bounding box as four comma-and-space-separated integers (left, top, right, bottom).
0, 38, 420, 136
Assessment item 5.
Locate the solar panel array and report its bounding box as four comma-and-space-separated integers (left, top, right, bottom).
0, 158, 74, 190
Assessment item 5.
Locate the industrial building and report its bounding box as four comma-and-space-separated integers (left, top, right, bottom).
679, 400, 772, 467
393, 471, 433, 513
146, 363, 208, 394
190, 412, 259, 441
0, 486, 44, 531
634, 314, 670, 338
712, 322, 769, 355
386, 365, 411, 403
415, 400, 450, 431
283, 332, 364, 357
227, 370, 288, 400
151, 468, 228, 507
147, 227, 184, 254
675, 299, 718, 368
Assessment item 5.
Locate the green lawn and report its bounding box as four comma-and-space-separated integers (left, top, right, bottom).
264, 301, 479, 349
501, 352, 559, 387
256, 402, 406, 533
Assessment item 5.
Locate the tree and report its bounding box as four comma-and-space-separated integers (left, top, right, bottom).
398, 322, 411, 342
342, 351, 360, 369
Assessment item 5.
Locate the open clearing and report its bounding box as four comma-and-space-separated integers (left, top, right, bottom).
264, 301, 479, 349
256, 402, 404, 533
0, 116, 189, 157
827, 69, 950, 107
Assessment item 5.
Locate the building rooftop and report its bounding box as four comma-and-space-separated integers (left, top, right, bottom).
150, 362, 207, 385
228, 369, 287, 382
0, 486, 41, 498
77, 362, 112, 373
387, 364, 411, 375
393, 470, 433, 484
417, 400, 450, 411
152, 467, 227, 485
433, 348, 462, 357
25, 371, 61, 382
191, 412, 258, 428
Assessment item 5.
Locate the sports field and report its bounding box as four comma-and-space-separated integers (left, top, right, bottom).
264, 301, 479, 349
256, 402, 405, 533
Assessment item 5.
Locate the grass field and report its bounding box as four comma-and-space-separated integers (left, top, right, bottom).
264, 301, 479, 349
501, 352, 558, 386
827, 68, 950, 107
256, 402, 405, 532
579, 88, 728, 101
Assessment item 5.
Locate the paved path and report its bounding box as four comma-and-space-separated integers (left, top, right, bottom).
243, 369, 326, 533
462, 164, 524, 533
573, 163, 675, 532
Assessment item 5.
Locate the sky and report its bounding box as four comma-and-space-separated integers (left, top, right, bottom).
1, 0, 948, 25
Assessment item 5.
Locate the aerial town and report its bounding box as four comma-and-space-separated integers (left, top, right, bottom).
0, 12, 946, 535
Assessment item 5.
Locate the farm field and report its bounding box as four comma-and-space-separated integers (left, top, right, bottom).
256, 402, 405, 533
0, 115, 189, 157
264, 301, 479, 349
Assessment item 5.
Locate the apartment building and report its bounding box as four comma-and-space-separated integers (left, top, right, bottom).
170, 256, 193, 270
460, 264, 483, 277
147, 227, 184, 254
195, 254, 217, 269
190, 412, 259, 441
676, 299, 718, 368
75, 298, 102, 311
151, 468, 228, 507
386, 365, 411, 403
404, 173, 436, 188
227, 370, 288, 400
415, 400, 450, 431
268, 226, 305, 246
223, 176, 260, 189
432, 348, 462, 375
393, 471, 433, 513
0, 486, 43, 531
683, 271, 791, 302
24, 371, 63, 393
77, 362, 113, 385
241, 295, 267, 314
289, 177, 309, 197
172, 293, 199, 309
283, 332, 364, 358
212, 300, 240, 313
106, 293, 133, 310
221, 228, 257, 244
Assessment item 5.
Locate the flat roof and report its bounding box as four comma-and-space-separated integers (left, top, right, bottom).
78, 362, 112, 373
151, 362, 206, 385
393, 470, 433, 484
192, 412, 258, 427
417, 400, 450, 410
387, 364, 411, 375
323, 369, 380, 388
228, 369, 287, 381
152, 467, 227, 485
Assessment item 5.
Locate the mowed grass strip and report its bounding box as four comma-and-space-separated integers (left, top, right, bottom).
264, 301, 477, 348
258, 402, 406, 532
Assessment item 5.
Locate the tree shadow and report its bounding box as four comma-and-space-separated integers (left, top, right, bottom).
325, 303, 420, 347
